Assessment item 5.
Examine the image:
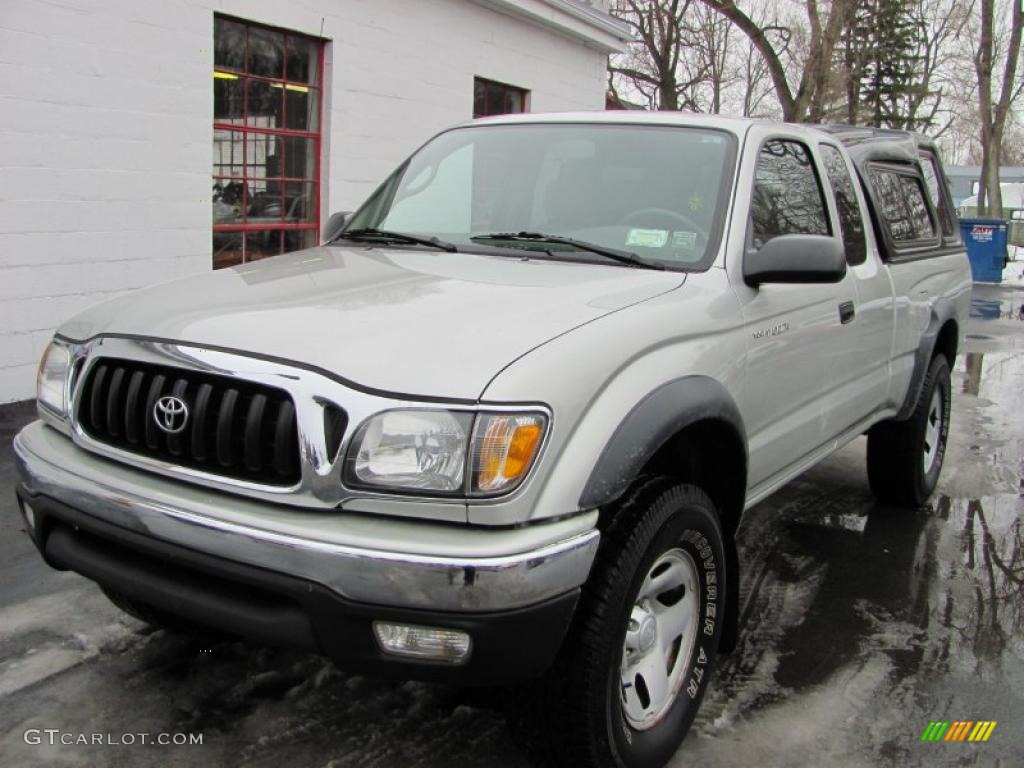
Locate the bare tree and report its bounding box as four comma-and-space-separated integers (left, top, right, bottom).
974, 0, 1024, 215
696, 0, 858, 121
903, 0, 972, 132
609, 0, 711, 110
692, 2, 735, 112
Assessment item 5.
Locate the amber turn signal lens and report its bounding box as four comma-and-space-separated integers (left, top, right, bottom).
471, 413, 546, 494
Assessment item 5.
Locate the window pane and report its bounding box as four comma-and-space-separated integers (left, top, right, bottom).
246, 133, 280, 177
750, 140, 829, 250
213, 129, 245, 177
473, 80, 486, 117
285, 36, 319, 84
504, 89, 524, 114
284, 86, 318, 131
899, 176, 935, 239
214, 18, 245, 71
284, 182, 315, 222
248, 27, 284, 78
284, 228, 318, 253
247, 183, 284, 223
486, 84, 503, 117
245, 230, 283, 261
821, 145, 867, 265
247, 78, 284, 129
919, 154, 954, 236
870, 169, 915, 241
213, 231, 244, 269
214, 74, 244, 123
473, 78, 528, 118
284, 136, 317, 178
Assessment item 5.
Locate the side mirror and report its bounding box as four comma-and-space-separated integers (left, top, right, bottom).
744, 234, 847, 286
323, 211, 352, 243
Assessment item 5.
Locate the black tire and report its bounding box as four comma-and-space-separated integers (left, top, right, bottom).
867, 354, 951, 507
507, 479, 727, 768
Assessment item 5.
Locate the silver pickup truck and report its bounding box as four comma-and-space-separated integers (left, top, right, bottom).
14, 113, 970, 768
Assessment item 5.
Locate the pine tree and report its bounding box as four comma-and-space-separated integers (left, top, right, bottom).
841, 0, 932, 130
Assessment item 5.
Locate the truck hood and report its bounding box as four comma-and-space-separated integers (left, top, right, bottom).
59, 246, 685, 400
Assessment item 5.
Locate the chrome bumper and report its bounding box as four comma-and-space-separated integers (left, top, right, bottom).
13, 421, 599, 613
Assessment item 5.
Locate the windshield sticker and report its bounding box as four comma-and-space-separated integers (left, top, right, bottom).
625, 228, 669, 248
672, 231, 698, 250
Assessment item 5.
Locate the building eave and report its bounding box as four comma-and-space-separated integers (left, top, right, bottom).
469, 0, 633, 53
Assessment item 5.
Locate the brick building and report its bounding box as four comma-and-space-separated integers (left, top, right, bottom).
0, 0, 628, 403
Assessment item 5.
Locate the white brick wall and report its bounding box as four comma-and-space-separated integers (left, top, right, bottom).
0, 0, 620, 403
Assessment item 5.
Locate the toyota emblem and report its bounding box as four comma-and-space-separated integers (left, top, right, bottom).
154, 395, 189, 434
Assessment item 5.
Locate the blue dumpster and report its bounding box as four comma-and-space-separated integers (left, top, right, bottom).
959, 218, 1008, 283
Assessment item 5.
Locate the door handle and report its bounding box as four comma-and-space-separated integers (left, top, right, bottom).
839, 301, 856, 324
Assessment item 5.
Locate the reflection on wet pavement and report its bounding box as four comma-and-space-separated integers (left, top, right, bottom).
1, 284, 1022, 767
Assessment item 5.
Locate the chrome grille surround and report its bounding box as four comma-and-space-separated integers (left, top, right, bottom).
52, 336, 548, 510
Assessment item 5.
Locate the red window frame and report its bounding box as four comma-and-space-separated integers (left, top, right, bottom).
473, 77, 529, 118
213, 16, 324, 267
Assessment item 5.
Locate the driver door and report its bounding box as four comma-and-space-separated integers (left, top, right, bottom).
733, 135, 858, 490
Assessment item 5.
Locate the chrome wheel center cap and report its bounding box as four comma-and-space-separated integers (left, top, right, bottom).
638, 615, 658, 653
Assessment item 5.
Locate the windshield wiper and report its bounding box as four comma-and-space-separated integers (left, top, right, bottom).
335, 227, 458, 252
470, 232, 665, 271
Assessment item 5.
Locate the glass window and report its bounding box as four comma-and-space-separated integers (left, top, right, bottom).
869, 168, 936, 243
820, 145, 867, 265
749, 140, 830, 250
212, 16, 323, 268
473, 77, 529, 118
900, 176, 935, 239
346, 124, 735, 269
919, 153, 955, 237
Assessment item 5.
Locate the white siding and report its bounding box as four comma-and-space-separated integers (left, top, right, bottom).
0, 0, 617, 402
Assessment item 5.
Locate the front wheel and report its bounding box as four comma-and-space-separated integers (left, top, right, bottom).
507, 480, 727, 768
867, 354, 951, 506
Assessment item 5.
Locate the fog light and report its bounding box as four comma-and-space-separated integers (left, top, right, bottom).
373, 622, 471, 664
22, 502, 35, 531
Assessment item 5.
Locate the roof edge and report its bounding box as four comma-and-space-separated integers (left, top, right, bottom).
469, 0, 633, 53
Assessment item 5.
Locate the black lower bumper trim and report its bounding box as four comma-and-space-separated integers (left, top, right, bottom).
17, 487, 580, 685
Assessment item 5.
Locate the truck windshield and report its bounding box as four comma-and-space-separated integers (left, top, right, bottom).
344, 123, 736, 270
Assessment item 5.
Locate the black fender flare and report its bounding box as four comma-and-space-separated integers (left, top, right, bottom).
578, 375, 747, 510
895, 297, 957, 421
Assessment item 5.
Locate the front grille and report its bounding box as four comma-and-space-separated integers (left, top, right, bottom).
76, 357, 303, 486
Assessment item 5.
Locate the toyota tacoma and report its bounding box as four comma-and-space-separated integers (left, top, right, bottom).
14, 113, 970, 767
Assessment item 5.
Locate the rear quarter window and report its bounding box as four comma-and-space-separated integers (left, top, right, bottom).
867, 166, 937, 249
919, 151, 956, 238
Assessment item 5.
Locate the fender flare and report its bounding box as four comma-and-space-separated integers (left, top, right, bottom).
578, 375, 747, 510
895, 297, 957, 421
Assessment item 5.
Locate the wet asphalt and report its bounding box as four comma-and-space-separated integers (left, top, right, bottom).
1, 283, 1022, 768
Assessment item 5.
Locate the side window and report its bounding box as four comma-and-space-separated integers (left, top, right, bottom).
899, 176, 935, 239
919, 152, 955, 237
750, 139, 830, 250
820, 145, 867, 265
868, 167, 936, 244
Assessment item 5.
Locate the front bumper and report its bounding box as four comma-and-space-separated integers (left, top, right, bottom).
14, 421, 600, 683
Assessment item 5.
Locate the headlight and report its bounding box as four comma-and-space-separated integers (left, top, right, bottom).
345, 409, 547, 496
36, 340, 72, 418
347, 410, 474, 493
